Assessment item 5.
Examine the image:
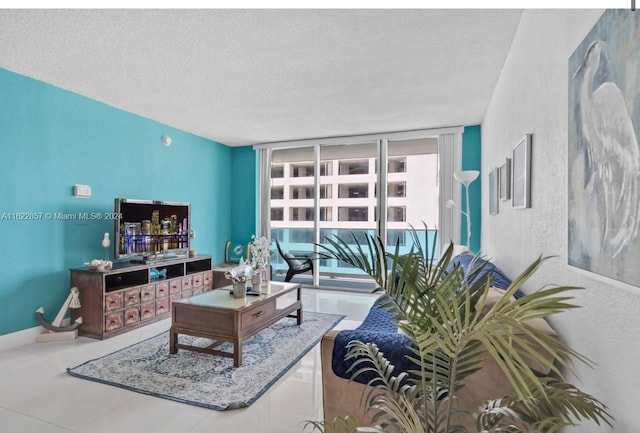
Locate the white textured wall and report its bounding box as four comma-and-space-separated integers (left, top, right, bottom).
482, 9, 640, 432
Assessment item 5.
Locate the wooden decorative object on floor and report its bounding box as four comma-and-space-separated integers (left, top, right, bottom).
36, 287, 83, 342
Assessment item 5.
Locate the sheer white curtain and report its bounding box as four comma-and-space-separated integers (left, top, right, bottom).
437, 132, 462, 253
257, 147, 272, 239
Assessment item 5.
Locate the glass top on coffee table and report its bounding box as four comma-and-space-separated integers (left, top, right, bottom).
175, 281, 301, 310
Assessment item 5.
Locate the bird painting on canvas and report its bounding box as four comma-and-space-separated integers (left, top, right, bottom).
573, 40, 640, 259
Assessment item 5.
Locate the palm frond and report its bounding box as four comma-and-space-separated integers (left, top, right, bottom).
473, 284, 591, 398
476, 377, 613, 432
311, 228, 613, 433
304, 416, 362, 433
344, 340, 424, 433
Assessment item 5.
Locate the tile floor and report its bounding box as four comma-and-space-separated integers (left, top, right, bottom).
0, 289, 379, 433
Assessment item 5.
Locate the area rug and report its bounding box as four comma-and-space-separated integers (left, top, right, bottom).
67, 312, 343, 410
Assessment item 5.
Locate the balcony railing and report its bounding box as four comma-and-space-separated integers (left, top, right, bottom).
270, 226, 438, 280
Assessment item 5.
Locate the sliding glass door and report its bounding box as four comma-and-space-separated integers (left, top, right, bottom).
261, 129, 457, 289
316, 142, 378, 288
386, 138, 439, 260
269, 142, 377, 288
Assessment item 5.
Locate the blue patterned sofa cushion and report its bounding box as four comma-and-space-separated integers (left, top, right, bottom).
332, 297, 415, 385
445, 253, 524, 298
331, 254, 521, 384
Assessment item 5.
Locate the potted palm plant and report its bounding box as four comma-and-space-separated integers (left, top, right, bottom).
307, 228, 612, 433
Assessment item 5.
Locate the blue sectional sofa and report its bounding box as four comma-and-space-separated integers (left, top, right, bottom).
320, 254, 558, 430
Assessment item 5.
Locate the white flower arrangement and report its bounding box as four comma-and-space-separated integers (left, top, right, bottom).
224, 258, 253, 283
249, 235, 271, 271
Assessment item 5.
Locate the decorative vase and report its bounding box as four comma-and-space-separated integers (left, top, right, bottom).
232, 281, 247, 298
251, 272, 262, 287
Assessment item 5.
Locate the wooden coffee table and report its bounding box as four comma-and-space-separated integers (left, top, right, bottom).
169, 281, 302, 367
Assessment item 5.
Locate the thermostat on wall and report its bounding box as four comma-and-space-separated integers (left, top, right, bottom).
74, 184, 92, 198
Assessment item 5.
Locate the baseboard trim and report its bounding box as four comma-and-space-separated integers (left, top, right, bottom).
0, 318, 72, 352
0, 326, 42, 352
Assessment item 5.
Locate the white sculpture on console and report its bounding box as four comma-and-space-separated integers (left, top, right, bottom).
102, 232, 111, 261
224, 258, 253, 283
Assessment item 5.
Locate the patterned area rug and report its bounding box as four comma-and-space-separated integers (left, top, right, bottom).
67, 312, 343, 410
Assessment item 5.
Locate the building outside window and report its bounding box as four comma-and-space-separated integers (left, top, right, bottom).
271, 186, 284, 199
388, 157, 406, 173
388, 181, 406, 197
319, 206, 332, 221
268, 136, 441, 285
272, 164, 284, 178
320, 161, 332, 176
387, 206, 406, 222
291, 163, 314, 177
291, 185, 314, 199
338, 183, 368, 198
271, 207, 284, 221
290, 207, 314, 221
338, 160, 369, 175
338, 206, 368, 221
320, 184, 332, 199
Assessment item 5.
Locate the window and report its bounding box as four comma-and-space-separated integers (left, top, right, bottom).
271, 164, 284, 178
387, 206, 406, 222
290, 207, 314, 221
320, 184, 332, 199
338, 160, 369, 175
287, 185, 332, 199
320, 162, 333, 176
338, 207, 368, 221
388, 182, 406, 197
338, 183, 368, 198
271, 207, 284, 221
266, 133, 452, 287
388, 157, 406, 173
319, 207, 332, 221
291, 163, 314, 177
291, 185, 314, 199
271, 186, 284, 200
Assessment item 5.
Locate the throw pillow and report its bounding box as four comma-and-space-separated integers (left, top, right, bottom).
446, 254, 525, 298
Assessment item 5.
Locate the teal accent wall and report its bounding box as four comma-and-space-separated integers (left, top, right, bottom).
461, 125, 481, 253
0, 68, 233, 335
229, 145, 257, 244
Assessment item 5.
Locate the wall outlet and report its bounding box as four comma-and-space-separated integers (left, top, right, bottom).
74, 184, 91, 198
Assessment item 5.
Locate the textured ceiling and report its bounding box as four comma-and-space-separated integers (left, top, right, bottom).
0, 9, 523, 146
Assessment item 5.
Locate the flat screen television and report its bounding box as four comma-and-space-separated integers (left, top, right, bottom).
114, 198, 191, 262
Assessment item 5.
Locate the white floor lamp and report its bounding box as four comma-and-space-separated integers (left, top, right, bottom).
446, 170, 479, 248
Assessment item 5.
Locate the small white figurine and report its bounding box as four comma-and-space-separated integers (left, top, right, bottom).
102, 233, 110, 260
